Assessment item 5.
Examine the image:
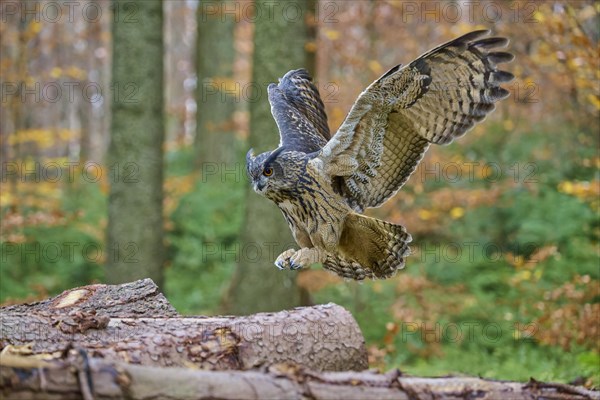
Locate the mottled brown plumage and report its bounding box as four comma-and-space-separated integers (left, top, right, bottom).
246, 30, 514, 280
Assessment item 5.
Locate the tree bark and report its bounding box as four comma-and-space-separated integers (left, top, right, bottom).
2, 357, 598, 400
105, 0, 165, 288
225, 0, 311, 315
194, 0, 238, 167
0, 279, 367, 372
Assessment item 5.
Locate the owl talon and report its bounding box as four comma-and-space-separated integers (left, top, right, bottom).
275, 249, 296, 270
274, 259, 288, 270
289, 260, 303, 270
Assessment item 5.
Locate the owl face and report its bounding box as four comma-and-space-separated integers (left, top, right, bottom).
246, 148, 286, 197
246, 147, 302, 200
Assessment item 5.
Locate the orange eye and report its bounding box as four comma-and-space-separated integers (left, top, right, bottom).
263, 167, 274, 177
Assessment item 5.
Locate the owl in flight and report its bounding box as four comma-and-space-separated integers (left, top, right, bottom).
246, 30, 514, 280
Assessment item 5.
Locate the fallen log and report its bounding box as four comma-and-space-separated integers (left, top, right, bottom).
1, 279, 597, 400
1, 354, 598, 400
0, 279, 367, 371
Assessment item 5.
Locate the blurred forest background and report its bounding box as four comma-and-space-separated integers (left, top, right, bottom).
1, 0, 599, 386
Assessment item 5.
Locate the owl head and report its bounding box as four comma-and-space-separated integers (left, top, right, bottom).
246, 147, 301, 200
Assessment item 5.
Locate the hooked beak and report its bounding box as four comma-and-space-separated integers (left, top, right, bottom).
254, 181, 266, 193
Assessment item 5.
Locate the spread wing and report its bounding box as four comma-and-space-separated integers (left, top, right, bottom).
268, 69, 331, 153
318, 30, 515, 211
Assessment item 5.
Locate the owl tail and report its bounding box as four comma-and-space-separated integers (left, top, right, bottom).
324, 213, 412, 280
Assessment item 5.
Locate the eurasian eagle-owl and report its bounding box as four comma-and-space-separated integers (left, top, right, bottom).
246, 30, 514, 280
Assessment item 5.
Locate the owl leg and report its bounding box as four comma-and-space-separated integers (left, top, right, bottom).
274, 249, 296, 270
288, 247, 327, 270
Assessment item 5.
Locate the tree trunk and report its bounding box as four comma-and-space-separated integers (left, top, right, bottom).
105, 0, 165, 288
0, 279, 367, 372
225, 0, 311, 315
194, 0, 238, 167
